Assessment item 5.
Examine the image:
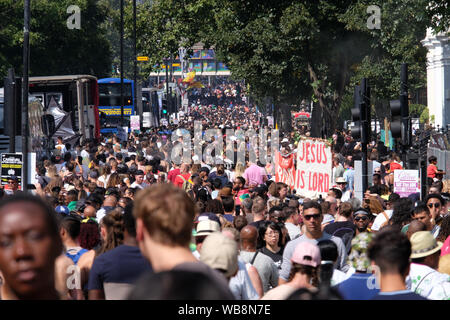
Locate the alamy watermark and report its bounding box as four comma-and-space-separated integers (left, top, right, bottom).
67, 5, 81, 30
66, 265, 81, 290
366, 264, 381, 290
170, 121, 280, 166
367, 5, 381, 30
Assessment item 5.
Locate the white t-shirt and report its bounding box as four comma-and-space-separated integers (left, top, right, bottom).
331, 268, 351, 286
131, 181, 149, 189
55, 144, 67, 155
341, 190, 353, 202
406, 263, 450, 300
285, 222, 301, 240
229, 259, 260, 300
98, 174, 111, 187
371, 210, 393, 231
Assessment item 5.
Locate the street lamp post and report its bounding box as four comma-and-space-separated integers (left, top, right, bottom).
22, 0, 30, 192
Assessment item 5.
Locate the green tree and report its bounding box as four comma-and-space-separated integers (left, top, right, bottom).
340, 0, 429, 123
131, 0, 447, 135
0, 0, 111, 83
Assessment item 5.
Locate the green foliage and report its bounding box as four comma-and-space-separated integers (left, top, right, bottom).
340, 0, 429, 115
129, 0, 445, 134
426, 1, 450, 34
419, 106, 430, 124
409, 103, 426, 117
0, 0, 111, 82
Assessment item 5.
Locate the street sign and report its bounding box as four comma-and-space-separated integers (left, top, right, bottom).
1, 153, 23, 188
137, 56, 149, 62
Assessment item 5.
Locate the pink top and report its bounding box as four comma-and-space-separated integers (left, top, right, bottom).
243, 164, 266, 187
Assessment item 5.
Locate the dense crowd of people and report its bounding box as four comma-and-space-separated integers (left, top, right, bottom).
0, 95, 449, 301
188, 81, 246, 106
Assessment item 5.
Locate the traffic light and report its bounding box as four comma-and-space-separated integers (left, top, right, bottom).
400, 63, 411, 147
161, 98, 168, 117
361, 78, 371, 144
351, 78, 370, 144
3, 68, 22, 137
351, 85, 362, 140
389, 99, 402, 138
390, 63, 410, 146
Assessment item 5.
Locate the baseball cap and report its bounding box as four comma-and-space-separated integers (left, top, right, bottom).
196, 212, 221, 226
410, 231, 443, 259
347, 232, 374, 272
291, 242, 321, 267
200, 232, 238, 278
195, 220, 221, 237
55, 205, 70, 215
354, 208, 370, 216
8, 175, 19, 182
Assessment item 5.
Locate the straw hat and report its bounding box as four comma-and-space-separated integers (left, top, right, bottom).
410, 231, 443, 259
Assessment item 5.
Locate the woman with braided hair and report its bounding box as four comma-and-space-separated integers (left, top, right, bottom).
77, 209, 125, 299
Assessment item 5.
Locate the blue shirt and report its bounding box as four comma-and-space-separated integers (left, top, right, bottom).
372, 290, 428, 300
88, 245, 153, 299
343, 168, 355, 192
336, 273, 379, 300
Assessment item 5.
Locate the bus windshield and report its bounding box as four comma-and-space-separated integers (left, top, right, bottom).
99, 83, 133, 106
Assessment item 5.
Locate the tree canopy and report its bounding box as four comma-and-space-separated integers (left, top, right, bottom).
0, 0, 112, 83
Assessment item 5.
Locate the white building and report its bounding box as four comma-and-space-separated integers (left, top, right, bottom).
421, 28, 450, 130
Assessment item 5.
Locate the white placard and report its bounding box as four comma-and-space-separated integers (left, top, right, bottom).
394, 170, 420, 198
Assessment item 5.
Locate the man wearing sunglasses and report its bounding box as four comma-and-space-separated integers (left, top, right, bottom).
278, 201, 349, 285
425, 194, 445, 229
353, 208, 371, 236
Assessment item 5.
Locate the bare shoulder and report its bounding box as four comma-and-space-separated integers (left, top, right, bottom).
77, 250, 96, 269
56, 254, 74, 270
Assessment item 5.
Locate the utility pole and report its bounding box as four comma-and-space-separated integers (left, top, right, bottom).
169, 53, 173, 117
361, 78, 370, 194
120, 0, 124, 127
133, 0, 138, 125
165, 57, 169, 119
22, 0, 30, 192
351, 78, 371, 195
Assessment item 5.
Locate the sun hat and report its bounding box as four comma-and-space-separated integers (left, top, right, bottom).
336, 177, 347, 184
347, 232, 374, 272
291, 242, 321, 267
410, 231, 443, 259
195, 219, 221, 237
200, 232, 238, 278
